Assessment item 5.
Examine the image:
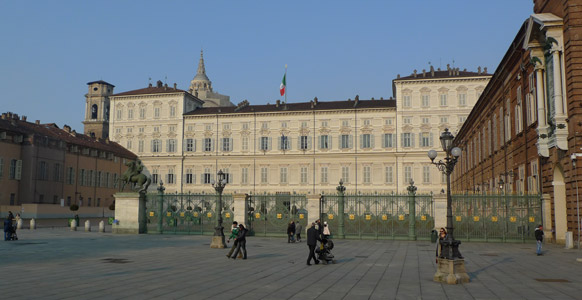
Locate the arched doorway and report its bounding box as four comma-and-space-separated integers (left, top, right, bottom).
553, 165, 568, 243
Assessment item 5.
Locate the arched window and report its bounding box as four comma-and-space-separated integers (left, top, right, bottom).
91, 104, 98, 119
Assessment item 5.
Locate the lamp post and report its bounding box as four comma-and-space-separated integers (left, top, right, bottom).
428, 128, 463, 260
336, 179, 346, 239
210, 170, 227, 248
429, 128, 469, 284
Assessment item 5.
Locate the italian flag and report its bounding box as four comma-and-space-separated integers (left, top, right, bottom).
280, 73, 286, 96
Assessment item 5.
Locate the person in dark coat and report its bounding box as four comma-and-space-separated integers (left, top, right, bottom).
232, 224, 247, 260
535, 225, 544, 256
295, 222, 303, 242
287, 221, 296, 243
4, 218, 12, 241
306, 222, 321, 265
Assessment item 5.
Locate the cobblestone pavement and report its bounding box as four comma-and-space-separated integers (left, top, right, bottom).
1, 227, 582, 300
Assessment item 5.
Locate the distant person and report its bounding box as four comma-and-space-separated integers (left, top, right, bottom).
435, 228, 447, 262
226, 221, 240, 259
232, 224, 247, 260
295, 222, 303, 243
74, 214, 80, 227
535, 225, 544, 256
287, 221, 295, 243
4, 217, 12, 241
323, 222, 331, 239
306, 222, 321, 265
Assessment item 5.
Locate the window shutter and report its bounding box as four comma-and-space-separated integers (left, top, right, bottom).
382, 134, 386, 148
211, 138, 215, 152
419, 134, 423, 147
338, 135, 343, 148
318, 136, 322, 149
360, 135, 364, 149
430, 133, 434, 147
278, 136, 282, 150
16, 160, 22, 180
193, 139, 197, 152
349, 135, 353, 148
307, 136, 312, 150
229, 138, 233, 151
392, 134, 396, 148
151, 141, 155, 152
411, 133, 415, 147
329, 136, 332, 149
371, 134, 375, 148
183, 139, 187, 151
401, 134, 404, 147
269, 137, 272, 150
166, 140, 170, 152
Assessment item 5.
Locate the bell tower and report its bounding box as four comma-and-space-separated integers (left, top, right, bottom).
83, 80, 115, 139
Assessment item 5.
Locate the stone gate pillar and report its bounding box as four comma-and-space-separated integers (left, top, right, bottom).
434, 193, 447, 230
232, 193, 248, 226
307, 194, 321, 227
113, 192, 147, 234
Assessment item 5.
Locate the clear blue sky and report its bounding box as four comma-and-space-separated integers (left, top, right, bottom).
0, 0, 534, 132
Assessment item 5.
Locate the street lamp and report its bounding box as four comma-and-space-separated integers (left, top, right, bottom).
336, 179, 346, 239
428, 128, 463, 260
210, 170, 227, 248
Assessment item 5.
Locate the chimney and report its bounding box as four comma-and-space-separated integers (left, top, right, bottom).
71, 130, 77, 137
314, 97, 318, 105
276, 99, 280, 107
164, 83, 168, 90
380, 97, 384, 100
149, 82, 153, 87
413, 69, 417, 78
105, 137, 110, 144
422, 69, 426, 77
478, 66, 482, 74
371, 97, 374, 100
397, 74, 400, 79
35, 120, 40, 125
483, 67, 487, 74
21, 115, 27, 121
63, 125, 71, 133
156, 80, 163, 88
447, 64, 451, 76
174, 83, 177, 89
310, 100, 314, 108
430, 66, 435, 77
437, 67, 441, 71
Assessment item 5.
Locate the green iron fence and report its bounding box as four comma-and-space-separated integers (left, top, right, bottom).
144, 192, 234, 235
247, 193, 308, 237
321, 193, 434, 240
451, 193, 542, 242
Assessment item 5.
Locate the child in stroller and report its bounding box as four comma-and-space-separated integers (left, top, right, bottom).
316, 238, 336, 264
4, 218, 17, 241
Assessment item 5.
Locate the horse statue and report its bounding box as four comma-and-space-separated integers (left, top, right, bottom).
120, 160, 151, 193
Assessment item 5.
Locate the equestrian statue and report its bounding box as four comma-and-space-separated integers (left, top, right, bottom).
120, 160, 151, 193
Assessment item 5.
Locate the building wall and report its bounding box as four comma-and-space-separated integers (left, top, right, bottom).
0, 133, 22, 205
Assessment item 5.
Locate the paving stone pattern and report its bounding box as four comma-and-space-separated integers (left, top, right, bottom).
1, 228, 582, 300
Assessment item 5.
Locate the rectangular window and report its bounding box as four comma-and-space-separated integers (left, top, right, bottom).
440, 94, 447, 106
67, 167, 75, 185
205, 124, 212, 131
341, 166, 349, 183
340, 135, 352, 149
127, 140, 132, 150
153, 126, 160, 132
96, 171, 102, 187
261, 122, 269, 129
223, 123, 231, 130
185, 139, 194, 152
154, 107, 160, 118
79, 169, 85, 186
422, 117, 430, 124
204, 138, 213, 152
241, 167, 248, 184
186, 169, 193, 184
321, 167, 328, 183
459, 116, 467, 123
242, 136, 249, 151
116, 109, 122, 120
385, 166, 393, 184
128, 109, 134, 119
170, 106, 176, 117
440, 116, 448, 124
319, 135, 329, 149
152, 140, 161, 152
139, 107, 146, 119
280, 167, 288, 184
203, 168, 211, 184
423, 165, 431, 183
342, 120, 349, 127
403, 95, 411, 107
301, 121, 308, 128
382, 133, 394, 148
403, 117, 411, 124
320, 121, 327, 128
260, 136, 269, 151
300, 167, 308, 184
260, 167, 268, 183
361, 134, 371, 148
222, 137, 232, 152
300, 136, 309, 150
458, 93, 466, 106
280, 135, 290, 150
38, 161, 48, 181
53, 163, 62, 182
169, 125, 176, 133
516, 86, 523, 134
242, 123, 249, 130
138, 140, 144, 152
167, 168, 175, 184
421, 94, 430, 107
401, 133, 413, 148
363, 166, 370, 184
404, 166, 412, 184
384, 118, 393, 125
420, 132, 432, 147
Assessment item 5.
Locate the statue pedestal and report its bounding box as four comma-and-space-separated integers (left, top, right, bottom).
434, 258, 470, 284
112, 192, 147, 234
210, 236, 226, 248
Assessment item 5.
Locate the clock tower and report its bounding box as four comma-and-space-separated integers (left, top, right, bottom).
83, 80, 114, 139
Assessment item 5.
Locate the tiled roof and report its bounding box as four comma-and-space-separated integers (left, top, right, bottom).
394, 70, 491, 81
112, 86, 188, 96
87, 80, 115, 87
184, 99, 396, 116
0, 116, 136, 159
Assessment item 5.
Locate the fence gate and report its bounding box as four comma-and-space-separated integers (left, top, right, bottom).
322, 193, 434, 240
144, 192, 234, 235
247, 194, 308, 237
452, 193, 542, 242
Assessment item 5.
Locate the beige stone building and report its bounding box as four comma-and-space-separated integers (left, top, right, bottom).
392, 66, 491, 193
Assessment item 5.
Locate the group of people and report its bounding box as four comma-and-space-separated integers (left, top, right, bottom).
286, 221, 302, 243
3, 211, 19, 241
226, 221, 247, 260
306, 219, 331, 265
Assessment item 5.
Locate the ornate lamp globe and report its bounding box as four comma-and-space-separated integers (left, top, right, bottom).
440, 128, 454, 152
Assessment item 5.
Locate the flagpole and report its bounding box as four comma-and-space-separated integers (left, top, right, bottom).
284, 64, 287, 104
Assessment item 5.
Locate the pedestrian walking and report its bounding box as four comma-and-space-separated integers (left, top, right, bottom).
287, 221, 295, 243
535, 225, 544, 256
226, 221, 241, 259
435, 227, 447, 262
306, 222, 321, 265
295, 222, 303, 242
232, 224, 248, 260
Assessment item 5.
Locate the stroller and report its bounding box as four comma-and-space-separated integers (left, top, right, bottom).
4, 219, 17, 241
316, 238, 336, 265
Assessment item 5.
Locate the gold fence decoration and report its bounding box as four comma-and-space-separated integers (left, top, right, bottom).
149, 212, 155, 217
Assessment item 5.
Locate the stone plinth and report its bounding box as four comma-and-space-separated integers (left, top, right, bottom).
210, 236, 226, 248
112, 192, 146, 234
434, 258, 470, 284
